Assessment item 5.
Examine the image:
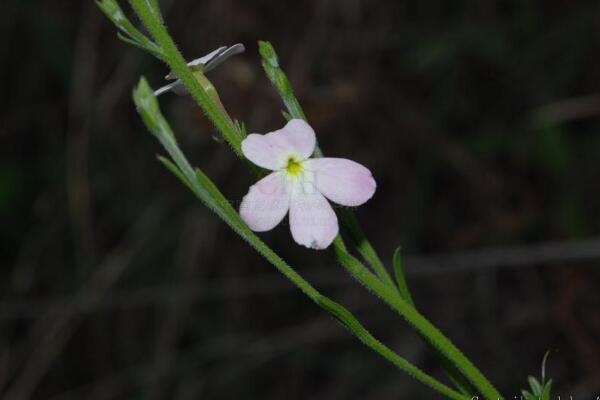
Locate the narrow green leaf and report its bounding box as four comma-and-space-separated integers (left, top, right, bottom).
96, 0, 163, 58
194, 168, 240, 223
521, 390, 536, 400
317, 296, 467, 400
156, 155, 193, 192
392, 247, 414, 305
132, 77, 164, 136
117, 31, 147, 49
258, 40, 279, 67
332, 239, 500, 400
390, 247, 475, 396
541, 380, 552, 400
117, 32, 163, 58
444, 368, 477, 397
96, 0, 132, 32
258, 40, 306, 121
338, 209, 397, 290
528, 376, 542, 396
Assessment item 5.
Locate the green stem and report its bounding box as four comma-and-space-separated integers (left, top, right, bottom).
393, 247, 477, 397
128, 0, 243, 159
338, 208, 398, 290
333, 243, 502, 400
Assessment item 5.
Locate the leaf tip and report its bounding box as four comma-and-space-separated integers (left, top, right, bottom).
258, 40, 279, 67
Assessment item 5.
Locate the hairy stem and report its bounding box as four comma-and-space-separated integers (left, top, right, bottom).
128, 0, 243, 158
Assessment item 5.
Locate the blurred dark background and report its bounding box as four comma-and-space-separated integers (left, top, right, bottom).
1, 0, 600, 399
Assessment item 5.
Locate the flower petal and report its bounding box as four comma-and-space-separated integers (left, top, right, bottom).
240, 172, 290, 232
241, 119, 316, 170
305, 158, 376, 206
241, 133, 290, 170
289, 184, 338, 250
282, 119, 316, 161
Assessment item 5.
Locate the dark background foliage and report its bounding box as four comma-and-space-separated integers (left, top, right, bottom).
1, 0, 600, 399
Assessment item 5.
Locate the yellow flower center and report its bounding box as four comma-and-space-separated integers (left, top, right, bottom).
286, 157, 303, 176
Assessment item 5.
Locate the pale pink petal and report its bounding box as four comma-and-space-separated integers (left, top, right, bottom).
282, 119, 316, 160
289, 184, 338, 250
240, 172, 290, 232
304, 158, 376, 207
241, 119, 316, 170
241, 133, 290, 170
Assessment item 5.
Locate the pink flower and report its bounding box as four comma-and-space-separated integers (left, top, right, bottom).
239, 119, 376, 250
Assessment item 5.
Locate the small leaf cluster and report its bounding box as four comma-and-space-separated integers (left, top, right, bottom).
522, 352, 553, 400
